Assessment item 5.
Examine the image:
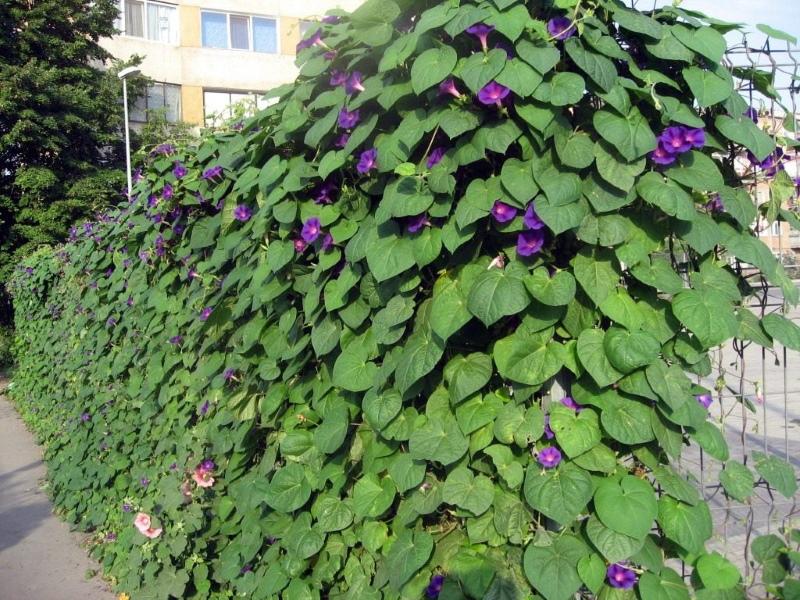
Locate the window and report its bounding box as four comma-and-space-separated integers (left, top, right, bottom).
201, 11, 278, 53
131, 82, 181, 123
203, 90, 272, 126
116, 0, 178, 44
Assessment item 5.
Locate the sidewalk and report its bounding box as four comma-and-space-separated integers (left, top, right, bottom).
0, 379, 113, 600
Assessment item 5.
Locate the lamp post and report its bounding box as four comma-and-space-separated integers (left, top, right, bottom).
118, 66, 141, 198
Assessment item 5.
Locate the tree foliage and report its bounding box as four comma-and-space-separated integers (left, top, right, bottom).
8, 1, 800, 599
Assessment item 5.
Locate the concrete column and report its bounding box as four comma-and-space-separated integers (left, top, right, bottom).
181, 85, 205, 125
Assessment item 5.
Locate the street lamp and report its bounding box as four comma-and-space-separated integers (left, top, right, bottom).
118, 66, 141, 198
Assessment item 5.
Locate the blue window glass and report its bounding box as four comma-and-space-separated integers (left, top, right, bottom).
201, 12, 228, 48
253, 17, 277, 53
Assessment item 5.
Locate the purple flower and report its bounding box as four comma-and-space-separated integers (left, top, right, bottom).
330, 69, 347, 87
744, 107, 759, 123
338, 108, 360, 129
560, 396, 582, 411
523, 203, 545, 230
537, 447, 562, 469
477, 81, 510, 107
407, 213, 430, 233
547, 17, 576, 41
544, 415, 555, 440
152, 143, 175, 156
466, 23, 494, 51
696, 393, 713, 409
607, 564, 637, 589
201, 459, 216, 471
133, 168, 143, 183
659, 126, 692, 154
202, 166, 223, 180
684, 128, 705, 149
172, 163, 187, 179
233, 204, 253, 222
439, 78, 463, 99
302, 217, 323, 243
650, 144, 677, 166
425, 574, 445, 599
294, 238, 308, 253
297, 28, 322, 52
200, 307, 213, 321
517, 230, 546, 257
162, 183, 173, 199
169, 335, 183, 345
322, 15, 340, 24
223, 368, 236, 381
427, 147, 446, 169
105, 532, 117, 541
81, 412, 91, 422
334, 133, 350, 148
147, 194, 158, 208
321, 232, 334, 251
140, 477, 150, 487
122, 503, 132, 512
491, 201, 518, 223
314, 181, 338, 205
345, 71, 366, 94
750, 149, 784, 177
706, 194, 724, 213
357, 148, 378, 174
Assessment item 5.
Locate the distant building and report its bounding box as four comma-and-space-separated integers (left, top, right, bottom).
103, 0, 363, 127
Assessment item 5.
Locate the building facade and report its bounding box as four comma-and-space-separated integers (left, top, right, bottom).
104, 0, 363, 127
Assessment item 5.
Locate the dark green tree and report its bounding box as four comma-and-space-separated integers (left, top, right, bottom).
0, 0, 129, 323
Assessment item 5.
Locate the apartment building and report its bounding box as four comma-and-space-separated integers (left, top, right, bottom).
104, 0, 363, 127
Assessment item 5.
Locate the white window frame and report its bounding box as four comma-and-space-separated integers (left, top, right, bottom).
200, 10, 280, 54
116, 0, 179, 45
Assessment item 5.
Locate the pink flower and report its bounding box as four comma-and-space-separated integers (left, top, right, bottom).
192, 466, 215, 488
134, 512, 162, 538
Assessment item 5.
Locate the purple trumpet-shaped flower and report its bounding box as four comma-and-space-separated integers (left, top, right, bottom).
233, 204, 252, 222
491, 201, 518, 223
203, 165, 223, 180
223, 368, 236, 381
407, 213, 430, 233
427, 147, 446, 169
706, 194, 724, 213
696, 393, 713, 409
439, 78, 463, 99
537, 447, 562, 468
334, 133, 350, 148
324, 50, 337, 61
650, 144, 677, 166
749, 149, 784, 177
81, 412, 91, 422
544, 415, 555, 440
140, 477, 150, 487
607, 564, 637, 589
296, 28, 323, 52
523, 203, 545, 230
199, 307, 213, 321
466, 23, 494, 51
314, 181, 338, 205
345, 71, 366, 94
357, 148, 378, 174
547, 17, 576, 41
477, 81, 510, 107
152, 143, 175, 156
302, 217, 323, 243
169, 335, 183, 345
517, 229, 545, 257
199, 400, 210, 415
330, 69, 347, 87
162, 183, 173, 199
321, 232, 334, 251
684, 127, 705, 149
172, 162, 187, 179
659, 126, 692, 154
744, 107, 759, 123
122, 503, 132, 512
425, 574, 445, 599
294, 238, 308, 253
338, 108, 360, 129
560, 396, 582, 411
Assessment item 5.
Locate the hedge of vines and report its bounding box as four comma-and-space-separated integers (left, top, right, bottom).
8, 0, 800, 598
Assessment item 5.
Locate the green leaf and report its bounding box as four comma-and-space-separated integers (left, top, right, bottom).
555, 129, 596, 170
467, 267, 531, 326
752, 534, 789, 585
538, 72, 586, 106
671, 290, 738, 348
762, 313, 800, 351
484, 444, 525, 489
523, 462, 593, 525
585, 515, 645, 563
536, 195, 590, 234
409, 415, 469, 465
572, 247, 620, 306
594, 142, 646, 192
719, 462, 754, 502
516, 39, 561, 75
460, 49, 507, 93
646, 360, 692, 412
756, 23, 797, 44
593, 107, 658, 162
365, 223, 416, 282
689, 420, 729, 461
314, 496, 354, 532
363, 388, 402, 431
637, 171, 696, 220
604, 327, 661, 373
525, 269, 576, 306
578, 329, 624, 387
601, 396, 655, 444
577, 553, 607, 594
717, 187, 756, 229
314, 405, 350, 454
753, 451, 798, 498
630, 257, 684, 294
715, 115, 776, 162
353, 473, 396, 518
496, 58, 544, 97
682, 67, 732, 107
494, 330, 566, 386
613, 7, 664, 38
444, 353, 493, 404
501, 158, 538, 203
550, 404, 601, 458
333, 343, 378, 392
430, 268, 476, 341
573, 443, 618, 473
638, 569, 690, 600
672, 25, 726, 63
350, 0, 401, 46
388, 453, 426, 493
594, 475, 658, 539
696, 553, 741, 590
411, 46, 459, 95
265, 464, 311, 512
523, 535, 589, 600
564, 38, 617, 92
387, 529, 434, 590
442, 467, 495, 515
657, 495, 712, 554
395, 329, 445, 394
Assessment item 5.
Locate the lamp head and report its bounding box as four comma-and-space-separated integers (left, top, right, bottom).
118, 66, 141, 80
